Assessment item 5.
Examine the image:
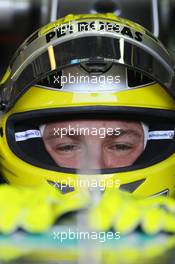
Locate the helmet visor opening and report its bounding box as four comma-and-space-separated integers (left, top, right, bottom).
6, 107, 175, 174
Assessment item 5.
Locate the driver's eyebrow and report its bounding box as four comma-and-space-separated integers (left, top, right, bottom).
111, 129, 142, 138
44, 128, 142, 140
44, 129, 83, 140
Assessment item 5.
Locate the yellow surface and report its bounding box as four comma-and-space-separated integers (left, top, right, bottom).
9, 83, 175, 113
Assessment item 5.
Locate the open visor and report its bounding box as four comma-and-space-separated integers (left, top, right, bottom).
1, 35, 175, 110
6, 108, 175, 174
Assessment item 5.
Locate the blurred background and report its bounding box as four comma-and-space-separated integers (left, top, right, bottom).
0, 0, 175, 79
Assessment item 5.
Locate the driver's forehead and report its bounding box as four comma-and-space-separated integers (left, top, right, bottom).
44, 119, 143, 131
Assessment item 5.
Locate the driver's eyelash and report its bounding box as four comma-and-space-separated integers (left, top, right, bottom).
56, 144, 77, 151
110, 144, 133, 150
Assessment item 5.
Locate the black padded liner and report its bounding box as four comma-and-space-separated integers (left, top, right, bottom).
15, 124, 56, 167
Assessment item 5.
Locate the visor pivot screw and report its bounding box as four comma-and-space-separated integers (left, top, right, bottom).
0, 101, 7, 111
0, 128, 3, 137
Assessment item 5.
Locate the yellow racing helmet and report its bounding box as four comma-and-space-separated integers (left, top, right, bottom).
0, 13, 175, 198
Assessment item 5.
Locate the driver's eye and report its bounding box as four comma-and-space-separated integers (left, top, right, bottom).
56, 144, 80, 152
108, 143, 133, 151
